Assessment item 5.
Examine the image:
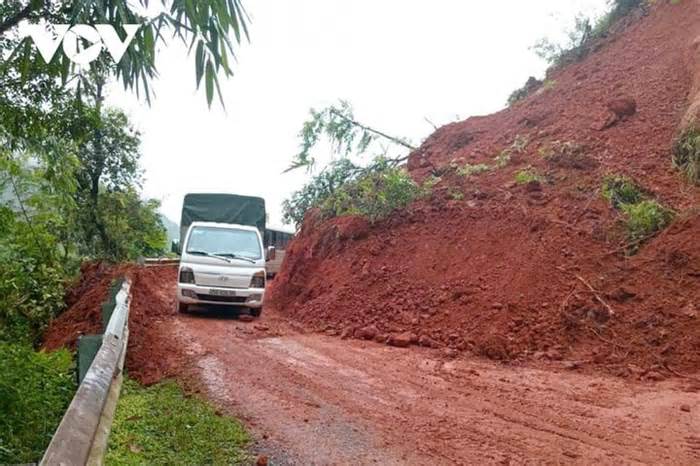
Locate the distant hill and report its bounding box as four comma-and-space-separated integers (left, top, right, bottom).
160, 214, 180, 244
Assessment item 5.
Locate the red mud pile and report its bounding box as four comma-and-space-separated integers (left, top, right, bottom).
270, 2, 700, 378
43, 262, 133, 350
44, 264, 181, 385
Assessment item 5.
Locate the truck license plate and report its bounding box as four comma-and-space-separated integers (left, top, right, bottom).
210, 289, 237, 297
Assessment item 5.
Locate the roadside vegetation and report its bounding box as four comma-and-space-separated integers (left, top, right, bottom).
0, 0, 252, 460
0, 344, 75, 464
106, 379, 250, 465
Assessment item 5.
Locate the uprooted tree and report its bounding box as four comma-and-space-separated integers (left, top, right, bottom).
283, 101, 428, 229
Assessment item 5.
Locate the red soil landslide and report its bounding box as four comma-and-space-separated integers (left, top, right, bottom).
44, 264, 183, 385
270, 1, 700, 379
43, 262, 132, 350
39, 3, 700, 463
43, 258, 700, 464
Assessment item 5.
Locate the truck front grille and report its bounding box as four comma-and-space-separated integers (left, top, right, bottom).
195, 293, 247, 304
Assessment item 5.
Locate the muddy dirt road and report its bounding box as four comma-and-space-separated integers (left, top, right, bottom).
161, 307, 700, 465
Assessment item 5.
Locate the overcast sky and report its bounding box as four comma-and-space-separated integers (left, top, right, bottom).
106, 0, 608, 232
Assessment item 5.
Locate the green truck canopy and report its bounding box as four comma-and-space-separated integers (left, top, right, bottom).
180, 193, 266, 244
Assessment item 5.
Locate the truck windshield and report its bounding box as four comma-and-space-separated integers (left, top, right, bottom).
186, 227, 262, 260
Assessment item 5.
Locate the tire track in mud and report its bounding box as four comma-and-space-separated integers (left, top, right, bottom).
163, 311, 700, 465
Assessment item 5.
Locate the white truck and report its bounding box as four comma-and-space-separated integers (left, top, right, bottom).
176, 194, 275, 316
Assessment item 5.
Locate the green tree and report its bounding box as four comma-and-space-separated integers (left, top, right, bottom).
286, 100, 416, 173
283, 101, 431, 228
0, 151, 79, 345
0, 0, 250, 106
98, 189, 167, 260
282, 159, 361, 228
60, 101, 145, 257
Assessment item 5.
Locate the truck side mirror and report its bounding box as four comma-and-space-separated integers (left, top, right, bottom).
266, 246, 276, 262
171, 239, 181, 255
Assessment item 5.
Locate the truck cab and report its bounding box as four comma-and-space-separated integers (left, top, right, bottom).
177, 222, 275, 316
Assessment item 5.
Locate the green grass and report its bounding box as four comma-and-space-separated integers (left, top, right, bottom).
515, 167, 544, 184
673, 127, 700, 185
600, 174, 675, 251
106, 379, 249, 465
621, 200, 674, 244
456, 163, 490, 178
601, 175, 644, 208
494, 135, 529, 168
0, 344, 76, 464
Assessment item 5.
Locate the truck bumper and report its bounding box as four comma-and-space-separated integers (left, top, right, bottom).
178, 284, 264, 308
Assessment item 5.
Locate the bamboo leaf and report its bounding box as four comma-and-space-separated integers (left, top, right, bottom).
205, 60, 214, 106
195, 41, 204, 87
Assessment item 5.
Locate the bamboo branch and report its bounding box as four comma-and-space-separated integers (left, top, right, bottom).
329, 108, 417, 151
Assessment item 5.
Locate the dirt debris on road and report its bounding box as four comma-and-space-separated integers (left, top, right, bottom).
171, 314, 700, 465
46, 264, 700, 464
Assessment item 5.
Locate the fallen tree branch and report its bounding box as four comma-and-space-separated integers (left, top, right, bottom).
329, 108, 417, 151
575, 274, 615, 317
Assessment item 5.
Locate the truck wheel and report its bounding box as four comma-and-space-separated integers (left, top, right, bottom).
178, 302, 189, 314
250, 308, 262, 318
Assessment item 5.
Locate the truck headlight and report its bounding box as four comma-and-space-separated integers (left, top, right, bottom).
179, 267, 195, 284
250, 271, 265, 289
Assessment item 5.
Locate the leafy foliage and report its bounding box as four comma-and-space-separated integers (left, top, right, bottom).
0, 344, 75, 464
0, 152, 79, 345
282, 158, 361, 228
1, 0, 250, 106
69, 107, 141, 195
98, 189, 168, 260
320, 161, 425, 223
514, 167, 544, 184
283, 100, 422, 227
602, 175, 644, 208
61, 104, 167, 260
286, 100, 414, 173
456, 163, 490, 177
0, 6, 167, 347
532, 0, 645, 69
621, 200, 674, 244
673, 127, 700, 185
107, 379, 249, 465
283, 158, 426, 228
601, 174, 674, 250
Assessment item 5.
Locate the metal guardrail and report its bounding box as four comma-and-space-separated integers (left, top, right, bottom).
141, 257, 180, 267
41, 279, 132, 466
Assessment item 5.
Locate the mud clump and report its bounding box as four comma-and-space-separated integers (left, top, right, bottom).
43, 262, 134, 350
44, 264, 184, 385
388, 332, 417, 348
125, 266, 181, 385
607, 97, 637, 118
